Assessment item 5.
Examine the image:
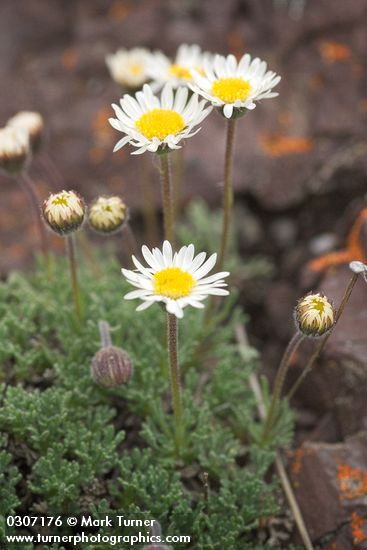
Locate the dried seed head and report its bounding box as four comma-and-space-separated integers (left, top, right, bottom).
89, 195, 128, 234
42, 190, 85, 235
91, 346, 133, 388
7, 111, 44, 151
0, 126, 30, 174
295, 292, 335, 337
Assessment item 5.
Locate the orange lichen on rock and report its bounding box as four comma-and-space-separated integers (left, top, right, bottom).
258, 133, 314, 157
61, 48, 79, 71
351, 512, 367, 544
319, 41, 351, 63
90, 107, 115, 160
338, 464, 367, 500
108, 0, 131, 21
308, 209, 367, 272
288, 447, 313, 476
227, 31, 245, 61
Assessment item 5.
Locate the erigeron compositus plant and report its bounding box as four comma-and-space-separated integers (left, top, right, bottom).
121, 240, 229, 453
261, 292, 335, 446
286, 265, 363, 401
109, 83, 212, 243
147, 44, 212, 226
7, 111, 44, 153
91, 320, 133, 388
147, 44, 211, 91
0, 125, 50, 269
88, 195, 137, 259
190, 53, 281, 270
106, 47, 152, 91
42, 190, 85, 322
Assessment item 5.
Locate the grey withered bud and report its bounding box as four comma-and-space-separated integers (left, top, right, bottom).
92, 346, 133, 388
91, 321, 133, 388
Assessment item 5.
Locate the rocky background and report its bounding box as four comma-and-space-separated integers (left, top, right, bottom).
1, 0, 367, 547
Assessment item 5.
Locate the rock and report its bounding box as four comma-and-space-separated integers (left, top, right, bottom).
288, 432, 367, 548
308, 232, 338, 256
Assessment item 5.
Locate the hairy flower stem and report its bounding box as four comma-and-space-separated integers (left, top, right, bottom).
159, 153, 174, 244
173, 148, 184, 219
287, 272, 359, 401
98, 320, 112, 347
66, 234, 82, 323
19, 172, 51, 278
217, 118, 237, 271
261, 332, 305, 446
141, 156, 159, 244
167, 313, 183, 454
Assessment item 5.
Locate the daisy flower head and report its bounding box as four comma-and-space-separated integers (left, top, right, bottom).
0, 126, 30, 174
190, 52, 281, 119
106, 47, 152, 90
295, 292, 335, 337
122, 241, 230, 318
42, 190, 85, 235
148, 44, 212, 90
7, 111, 44, 151
89, 195, 128, 234
109, 83, 212, 155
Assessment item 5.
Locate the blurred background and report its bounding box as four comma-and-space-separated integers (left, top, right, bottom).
1, 0, 367, 544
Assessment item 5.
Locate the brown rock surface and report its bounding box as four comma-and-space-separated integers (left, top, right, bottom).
1, 0, 367, 271
288, 432, 367, 548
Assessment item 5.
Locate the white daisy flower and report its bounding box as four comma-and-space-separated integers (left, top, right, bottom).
148, 44, 212, 90
190, 52, 281, 119
109, 83, 212, 155
106, 47, 152, 90
122, 241, 230, 319
0, 126, 30, 174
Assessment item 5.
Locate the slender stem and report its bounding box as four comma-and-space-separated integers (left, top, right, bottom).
236, 325, 314, 550
173, 148, 184, 219
287, 273, 359, 401
167, 313, 183, 452
98, 320, 112, 347
217, 118, 237, 271
66, 234, 82, 322
261, 332, 305, 445
141, 155, 159, 244
274, 454, 314, 550
159, 153, 174, 244
19, 172, 51, 276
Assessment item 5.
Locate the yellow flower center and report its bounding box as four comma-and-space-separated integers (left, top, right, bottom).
169, 64, 192, 80
136, 109, 185, 140
153, 267, 195, 299
212, 77, 252, 103
310, 298, 327, 313
52, 195, 69, 206
129, 63, 143, 76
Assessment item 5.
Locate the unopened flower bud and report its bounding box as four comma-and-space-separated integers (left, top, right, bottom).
91, 346, 133, 388
42, 190, 85, 235
295, 292, 335, 337
89, 195, 128, 234
0, 126, 30, 174
349, 261, 367, 279
7, 111, 44, 152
